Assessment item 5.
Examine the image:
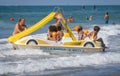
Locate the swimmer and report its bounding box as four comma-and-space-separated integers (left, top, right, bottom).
67, 16, 74, 23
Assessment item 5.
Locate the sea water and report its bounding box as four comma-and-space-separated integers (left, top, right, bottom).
0, 5, 120, 76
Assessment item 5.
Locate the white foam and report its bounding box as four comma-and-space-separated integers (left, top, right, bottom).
0, 52, 120, 74
101, 24, 120, 35
1, 49, 49, 56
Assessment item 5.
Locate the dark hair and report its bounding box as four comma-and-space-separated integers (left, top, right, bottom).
49, 25, 57, 32
19, 17, 25, 22
78, 26, 83, 32
94, 26, 100, 32
57, 26, 62, 31
106, 12, 109, 15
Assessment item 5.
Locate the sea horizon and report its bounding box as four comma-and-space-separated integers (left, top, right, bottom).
0, 5, 120, 6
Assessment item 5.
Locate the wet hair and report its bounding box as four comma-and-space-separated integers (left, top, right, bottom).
57, 26, 62, 31
19, 17, 25, 22
49, 25, 57, 32
78, 26, 83, 32
94, 26, 100, 32
106, 12, 109, 15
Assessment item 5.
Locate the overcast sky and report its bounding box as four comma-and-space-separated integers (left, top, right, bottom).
0, 0, 120, 6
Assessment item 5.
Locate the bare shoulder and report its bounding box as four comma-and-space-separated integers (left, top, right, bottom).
82, 31, 84, 34
15, 23, 19, 27
88, 31, 94, 35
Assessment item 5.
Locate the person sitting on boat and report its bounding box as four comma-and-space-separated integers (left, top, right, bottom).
12, 17, 27, 50
55, 19, 62, 27
77, 26, 84, 40
57, 26, 64, 41
51, 32, 58, 42
47, 25, 57, 40
84, 28, 89, 36
88, 26, 106, 51
73, 25, 80, 31
54, 13, 62, 26
54, 13, 64, 30
74, 25, 84, 40
67, 16, 74, 23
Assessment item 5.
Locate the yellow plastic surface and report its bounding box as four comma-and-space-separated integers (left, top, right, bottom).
94, 41, 100, 47
59, 13, 77, 41
63, 40, 85, 46
37, 40, 49, 44
19, 40, 27, 45
8, 12, 56, 43
63, 33, 70, 38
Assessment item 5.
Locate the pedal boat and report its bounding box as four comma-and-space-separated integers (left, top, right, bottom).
8, 8, 104, 53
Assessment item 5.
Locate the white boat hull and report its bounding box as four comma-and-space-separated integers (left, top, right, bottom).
14, 44, 104, 54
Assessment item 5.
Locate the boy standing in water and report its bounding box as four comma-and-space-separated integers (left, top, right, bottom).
88, 26, 106, 51
104, 12, 109, 24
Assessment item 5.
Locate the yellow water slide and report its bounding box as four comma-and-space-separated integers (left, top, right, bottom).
8, 12, 56, 43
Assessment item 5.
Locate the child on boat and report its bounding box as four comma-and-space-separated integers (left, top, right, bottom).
77, 26, 84, 40
54, 13, 63, 28
47, 25, 64, 42
57, 26, 64, 41
74, 26, 84, 40
51, 32, 58, 42
88, 26, 106, 51
84, 27, 89, 36
47, 25, 57, 40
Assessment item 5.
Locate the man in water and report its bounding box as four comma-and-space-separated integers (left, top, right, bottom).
13, 18, 27, 35
104, 12, 109, 24
93, 5, 96, 10
12, 18, 27, 50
